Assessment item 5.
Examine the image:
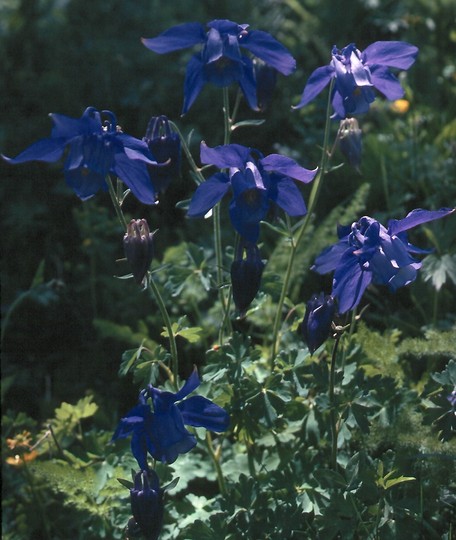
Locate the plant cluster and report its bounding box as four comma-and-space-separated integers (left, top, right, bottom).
2, 4, 456, 540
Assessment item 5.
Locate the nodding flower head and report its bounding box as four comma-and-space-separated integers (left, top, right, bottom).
142, 19, 296, 113
294, 40, 418, 118
2, 107, 157, 204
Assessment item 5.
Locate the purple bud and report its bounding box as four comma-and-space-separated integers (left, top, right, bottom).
129, 470, 164, 540
144, 116, 181, 193
301, 293, 335, 354
338, 118, 362, 172
123, 219, 155, 285
231, 241, 264, 315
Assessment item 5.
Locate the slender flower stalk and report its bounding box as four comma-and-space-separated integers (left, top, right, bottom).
205, 432, 227, 495
148, 278, 180, 390
107, 178, 180, 389
329, 332, 342, 471
270, 79, 335, 362
106, 176, 128, 230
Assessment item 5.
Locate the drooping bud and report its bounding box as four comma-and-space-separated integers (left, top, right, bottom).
128, 470, 164, 540
123, 219, 155, 285
253, 59, 277, 112
300, 293, 335, 354
143, 116, 181, 193
337, 117, 362, 172
231, 241, 264, 315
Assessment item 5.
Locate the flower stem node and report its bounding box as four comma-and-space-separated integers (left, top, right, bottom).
123, 219, 156, 285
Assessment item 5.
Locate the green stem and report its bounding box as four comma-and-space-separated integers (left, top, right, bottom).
106, 175, 179, 388
205, 432, 227, 495
168, 121, 206, 185
106, 176, 128, 230
149, 277, 179, 391
270, 79, 335, 363
329, 333, 341, 471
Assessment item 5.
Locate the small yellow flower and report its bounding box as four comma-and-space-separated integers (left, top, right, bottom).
391, 99, 410, 114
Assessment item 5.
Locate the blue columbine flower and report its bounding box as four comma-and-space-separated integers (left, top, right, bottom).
294, 41, 418, 118
128, 470, 164, 540
2, 107, 157, 204
312, 208, 455, 314
112, 368, 229, 467
300, 293, 335, 354
143, 116, 181, 193
231, 240, 264, 315
142, 19, 296, 114
187, 142, 317, 243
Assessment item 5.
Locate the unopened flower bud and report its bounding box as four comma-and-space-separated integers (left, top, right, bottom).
144, 116, 181, 193
123, 219, 155, 285
338, 118, 362, 172
129, 470, 164, 540
231, 241, 264, 315
301, 293, 335, 354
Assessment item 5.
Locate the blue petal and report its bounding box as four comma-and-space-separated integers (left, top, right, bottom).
204, 26, 224, 63
50, 112, 90, 138
362, 41, 418, 70
260, 154, 317, 183
64, 167, 106, 200
131, 431, 150, 470
200, 142, 251, 169
332, 251, 372, 313
331, 90, 347, 119
349, 50, 372, 87
230, 166, 265, 198
111, 404, 150, 441
294, 65, 334, 109
238, 57, 259, 111
240, 29, 296, 75
148, 408, 197, 464
117, 133, 156, 163
229, 200, 262, 243
141, 22, 206, 53
370, 66, 404, 100
269, 176, 307, 216
182, 55, 207, 114
2, 137, 66, 164
178, 395, 230, 431
312, 241, 349, 274
388, 208, 455, 236
174, 368, 200, 402
187, 173, 230, 217
112, 153, 156, 204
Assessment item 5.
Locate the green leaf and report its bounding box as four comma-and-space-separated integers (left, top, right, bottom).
421, 253, 456, 290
